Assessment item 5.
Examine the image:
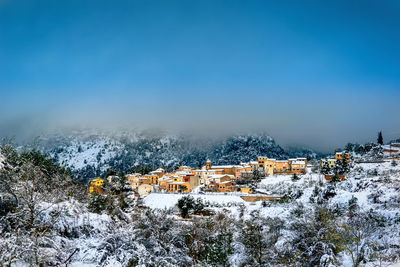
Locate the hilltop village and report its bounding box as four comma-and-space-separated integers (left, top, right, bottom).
89, 152, 351, 198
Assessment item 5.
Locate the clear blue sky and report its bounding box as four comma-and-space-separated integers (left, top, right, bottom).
0, 0, 399, 150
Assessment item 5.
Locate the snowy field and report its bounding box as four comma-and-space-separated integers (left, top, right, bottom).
144, 193, 246, 209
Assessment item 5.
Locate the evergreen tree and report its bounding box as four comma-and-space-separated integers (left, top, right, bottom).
334, 158, 349, 176
291, 173, 300, 181
377, 131, 383, 145
177, 196, 195, 218
88, 193, 108, 213
252, 168, 262, 183
321, 161, 332, 175
193, 198, 205, 214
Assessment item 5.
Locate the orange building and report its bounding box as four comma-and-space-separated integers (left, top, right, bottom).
159, 177, 173, 191
150, 168, 165, 178
235, 164, 253, 178
206, 174, 233, 185
274, 160, 290, 174
126, 173, 141, 182
290, 160, 307, 174
143, 174, 159, 185
325, 174, 346, 181
205, 160, 241, 176
218, 180, 237, 192
166, 174, 200, 193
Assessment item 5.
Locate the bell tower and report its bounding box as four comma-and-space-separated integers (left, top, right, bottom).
206, 159, 211, 170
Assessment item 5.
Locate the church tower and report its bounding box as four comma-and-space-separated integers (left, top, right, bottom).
206, 159, 211, 170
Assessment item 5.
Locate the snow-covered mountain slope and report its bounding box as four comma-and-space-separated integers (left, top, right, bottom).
31, 130, 319, 180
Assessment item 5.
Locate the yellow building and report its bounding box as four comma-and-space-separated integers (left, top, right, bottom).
240, 187, 254, 194
264, 158, 276, 175
89, 178, 104, 194
167, 175, 200, 193
143, 174, 159, 185
321, 159, 337, 168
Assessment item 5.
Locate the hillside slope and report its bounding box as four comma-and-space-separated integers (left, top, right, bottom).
31, 130, 319, 180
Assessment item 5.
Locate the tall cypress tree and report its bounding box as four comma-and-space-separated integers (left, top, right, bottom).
377, 131, 383, 145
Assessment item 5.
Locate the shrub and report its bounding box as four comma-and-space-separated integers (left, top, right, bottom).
88, 193, 108, 213
291, 173, 300, 182
177, 196, 205, 218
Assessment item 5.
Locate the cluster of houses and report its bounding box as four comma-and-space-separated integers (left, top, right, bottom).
87, 145, 400, 196
320, 151, 351, 181
321, 151, 351, 168
257, 156, 307, 175
89, 155, 309, 196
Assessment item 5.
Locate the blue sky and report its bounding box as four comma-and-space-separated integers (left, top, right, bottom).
0, 0, 399, 150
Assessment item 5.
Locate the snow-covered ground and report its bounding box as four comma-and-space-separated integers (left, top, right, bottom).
144, 193, 246, 209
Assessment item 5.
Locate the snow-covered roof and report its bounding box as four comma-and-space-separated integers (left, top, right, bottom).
382, 145, 400, 152
322, 158, 336, 162
219, 180, 234, 184
240, 165, 251, 168
211, 165, 239, 169
168, 182, 186, 185
126, 173, 141, 176
195, 169, 223, 172
292, 161, 306, 165
175, 171, 191, 175
159, 177, 172, 181
208, 174, 234, 179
